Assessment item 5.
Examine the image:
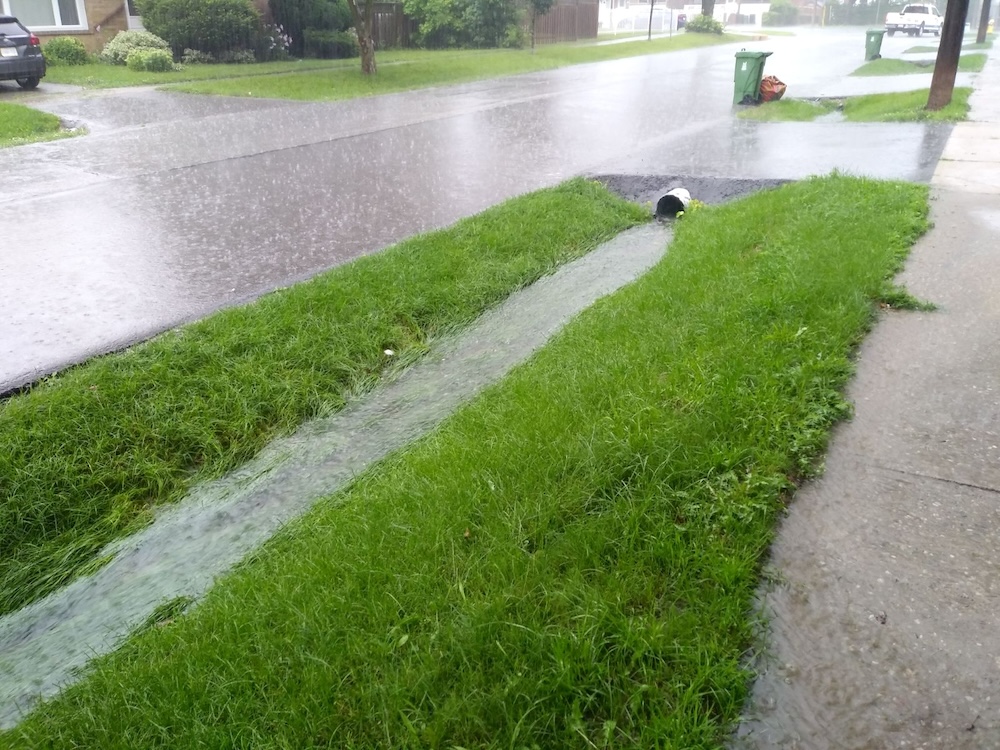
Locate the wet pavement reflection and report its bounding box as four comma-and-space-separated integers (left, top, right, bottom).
0, 27, 959, 391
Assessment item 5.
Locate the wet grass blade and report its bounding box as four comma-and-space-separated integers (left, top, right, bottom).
0, 178, 649, 618
3, 175, 930, 748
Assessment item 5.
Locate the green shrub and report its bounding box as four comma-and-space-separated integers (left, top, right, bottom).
684, 13, 724, 33
137, 0, 261, 58
42, 36, 90, 65
464, 0, 520, 48
100, 30, 171, 65
181, 48, 216, 63
763, 0, 798, 25
125, 48, 176, 71
303, 28, 359, 58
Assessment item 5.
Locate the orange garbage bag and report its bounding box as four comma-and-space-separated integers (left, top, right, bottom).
759, 75, 787, 103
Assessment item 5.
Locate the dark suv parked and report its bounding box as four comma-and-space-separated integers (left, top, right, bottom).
0, 15, 46, 90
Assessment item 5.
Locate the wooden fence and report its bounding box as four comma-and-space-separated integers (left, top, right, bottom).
372, 2, 420, 48
532, 0, 600, 43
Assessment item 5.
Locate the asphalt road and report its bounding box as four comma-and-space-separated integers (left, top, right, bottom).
0, 27, 961, 392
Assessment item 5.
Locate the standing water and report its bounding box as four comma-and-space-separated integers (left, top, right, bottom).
0, 222, 669, 728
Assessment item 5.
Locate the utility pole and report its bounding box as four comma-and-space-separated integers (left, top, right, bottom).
927, 0, 971, 109
977, 0, 992, 42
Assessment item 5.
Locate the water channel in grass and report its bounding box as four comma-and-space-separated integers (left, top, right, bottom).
0, 221, 670, 728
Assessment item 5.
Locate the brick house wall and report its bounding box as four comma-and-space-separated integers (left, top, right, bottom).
36, 0, 128, 53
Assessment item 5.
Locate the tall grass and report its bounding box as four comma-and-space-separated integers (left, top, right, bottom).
0, 179, 648, 618
4, 175, 930, 748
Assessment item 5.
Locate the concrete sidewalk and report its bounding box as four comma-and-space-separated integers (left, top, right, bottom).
740, 48, 1000, 749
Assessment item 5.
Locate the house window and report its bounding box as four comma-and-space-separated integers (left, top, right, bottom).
3, 0, 87, 30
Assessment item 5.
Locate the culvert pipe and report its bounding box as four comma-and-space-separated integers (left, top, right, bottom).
655, 188, 691, 218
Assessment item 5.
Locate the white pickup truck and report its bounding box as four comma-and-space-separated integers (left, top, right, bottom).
885, 4, 943, 36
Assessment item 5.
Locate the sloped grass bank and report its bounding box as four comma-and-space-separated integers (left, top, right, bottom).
0, 179, 648, 619
4, 176, 930, 747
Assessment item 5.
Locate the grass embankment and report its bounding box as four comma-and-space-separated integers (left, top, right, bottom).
0, 102, 67, 147
0, 179, 648, 619
852, 52, 986, 76
4, 175, 930, 747
169, 34, 740, 100
737, 87, 971, 122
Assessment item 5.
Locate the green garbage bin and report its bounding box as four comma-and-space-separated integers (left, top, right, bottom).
865, 29, 886, 61
733, 50, 772, 105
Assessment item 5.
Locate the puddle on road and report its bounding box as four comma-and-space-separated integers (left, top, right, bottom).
0, 222, 670, 729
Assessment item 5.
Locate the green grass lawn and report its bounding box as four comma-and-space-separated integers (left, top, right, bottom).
44, 33, 739, 97
0, 179, 648, 620
2, 174, 930, 748
903, 33, 993, 53
736, 98, 838, 121
852, 52, 986, 76
42, 57, 352, 87
0, 102, 68, 147
843, 86, 971, 121
171, 33, 740, 100
737, 87, 970, 122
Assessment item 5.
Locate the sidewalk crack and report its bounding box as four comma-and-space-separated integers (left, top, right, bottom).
877, 465, 1000, 496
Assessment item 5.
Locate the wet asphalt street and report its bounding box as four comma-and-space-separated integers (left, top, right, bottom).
0, 27, 960, 391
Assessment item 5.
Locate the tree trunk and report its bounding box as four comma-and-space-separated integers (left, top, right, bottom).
648, 0, 654, 39
531, 10, 536, 52
701, 0, 715, 17
977, 0, 992, 43
346, 0, 377, 75
927, 0, 970, 109
358, 32, 377, 74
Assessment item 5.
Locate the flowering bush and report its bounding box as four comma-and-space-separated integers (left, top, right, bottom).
100, 30, 171, 65
255, 22, 293, 61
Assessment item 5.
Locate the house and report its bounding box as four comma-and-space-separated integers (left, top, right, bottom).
4, 0, 142, 51
14, 0, 271, 53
